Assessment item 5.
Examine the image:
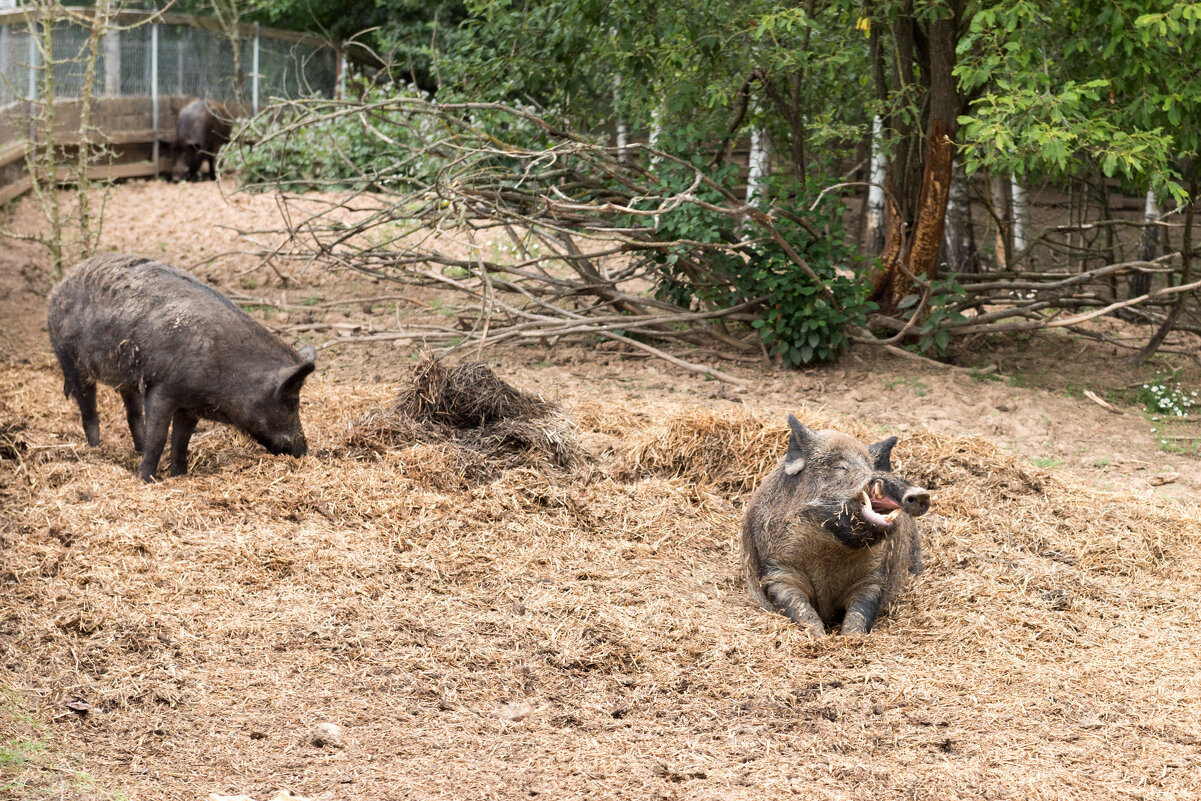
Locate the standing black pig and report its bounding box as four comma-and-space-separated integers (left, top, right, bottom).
47, 254, 316, 482
175, 99, 232, 181
741, 415, 931, 636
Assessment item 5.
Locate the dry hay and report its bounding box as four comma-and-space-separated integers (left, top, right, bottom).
341, 354, 582, 483
0, 417, 28, 461
2, 357, 1201, 800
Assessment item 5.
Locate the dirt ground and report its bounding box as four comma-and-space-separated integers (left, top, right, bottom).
2, 181, 1201, 800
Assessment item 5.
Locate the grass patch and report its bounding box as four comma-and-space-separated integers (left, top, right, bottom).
1029, 456, 1063, 469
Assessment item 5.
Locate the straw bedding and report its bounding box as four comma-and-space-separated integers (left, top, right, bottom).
2, 357, 1200, 800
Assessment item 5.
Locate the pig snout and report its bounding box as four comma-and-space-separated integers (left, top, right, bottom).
261, 431, 307, 458
280, 434, 307, 458
902, 486, 931, 517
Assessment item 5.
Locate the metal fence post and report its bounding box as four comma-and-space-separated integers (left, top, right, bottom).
103, 28, 120, 96
337, 43, 346, 100
26, 20, 36, 141
0, 26, 9, 105
252, 21, 259, 116
150, 23, 159, 172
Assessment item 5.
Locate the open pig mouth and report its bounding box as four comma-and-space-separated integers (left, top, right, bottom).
858, 481, 902, 529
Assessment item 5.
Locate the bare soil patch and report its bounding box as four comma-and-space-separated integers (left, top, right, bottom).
2, 181, 1201, 800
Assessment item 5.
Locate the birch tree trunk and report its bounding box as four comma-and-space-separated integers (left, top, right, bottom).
941, 159, 979, 273
613, 73, 628, 163
866, 115, 886, 254
1010, 176, 1029, 265
1131, 189, 1159, 298
746, 125, 770, 207
989, 173, 1012, 269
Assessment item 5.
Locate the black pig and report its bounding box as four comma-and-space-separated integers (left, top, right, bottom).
175, 99, 232, 181
48, 254, 316, 482
741, 415, 931, 636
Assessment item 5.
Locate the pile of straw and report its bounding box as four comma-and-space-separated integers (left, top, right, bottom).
342, 354, 582, 480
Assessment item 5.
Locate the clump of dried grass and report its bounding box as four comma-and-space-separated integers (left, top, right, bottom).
341, 354, 582, 479
0, 418, 28, 460
0, 399, 29, 460
614, 405, 821, 494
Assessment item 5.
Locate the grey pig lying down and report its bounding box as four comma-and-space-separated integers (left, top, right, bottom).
48, 254, 316, 482
742, 415, 931, 636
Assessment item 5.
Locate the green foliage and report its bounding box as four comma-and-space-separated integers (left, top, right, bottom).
956, 0, 1200, 204
897, 276, 969, 357
227, 81, 440, 191
644, 166, 872, 367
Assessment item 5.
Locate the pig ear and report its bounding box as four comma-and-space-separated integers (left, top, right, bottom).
868, 436, 898, 472
784, 415, 816, 475
298, 344, 316, 364
276, 360, 315, 399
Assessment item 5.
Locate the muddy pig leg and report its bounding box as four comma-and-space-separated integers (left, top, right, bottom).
54, 344, 99, 446
77, 380, 100, 447
120, 387, 145, 452
168, 409, 198, 477
137, 386, 174, 482
842, 583, 883, 635
761, 565, 826, 636
185, 146, 202, 181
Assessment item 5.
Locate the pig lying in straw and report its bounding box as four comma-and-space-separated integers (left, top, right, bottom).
742, 415, 931, 636
48, 254, 316, 482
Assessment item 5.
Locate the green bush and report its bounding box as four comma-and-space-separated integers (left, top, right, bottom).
643, 166, 872, 367
226, 80, 442, 192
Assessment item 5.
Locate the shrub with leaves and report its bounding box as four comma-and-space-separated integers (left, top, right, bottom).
645, 168, 872, 367
226, 80, 444, 192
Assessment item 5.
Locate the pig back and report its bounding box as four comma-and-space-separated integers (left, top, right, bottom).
177, 99, 231, 150
48, 254, 299, 392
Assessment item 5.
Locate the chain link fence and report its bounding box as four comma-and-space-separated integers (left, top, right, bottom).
0, 8, 351, 202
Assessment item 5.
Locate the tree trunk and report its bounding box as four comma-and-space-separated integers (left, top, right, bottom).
989, 173, 1012, 269
867, 115, 887, 254
613, 73, 628, 162
747, 125, 770, 207
942, 159, 979, 273
1130, 189, 1159, 298
1011, 176, 1029, 266
866, 1, 963, 313
1136, 169, 1195, 362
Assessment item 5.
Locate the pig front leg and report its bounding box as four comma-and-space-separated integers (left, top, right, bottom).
136, 387, 174, 483
168, 409, 198, 477
761, 565, 826, 637
842, 583, 883, 635
77, 379, 100, 447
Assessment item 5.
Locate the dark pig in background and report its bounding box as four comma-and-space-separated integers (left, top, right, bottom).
741, 415, 931, 636
47, 254, 316, 482
174, 99, 232, 181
